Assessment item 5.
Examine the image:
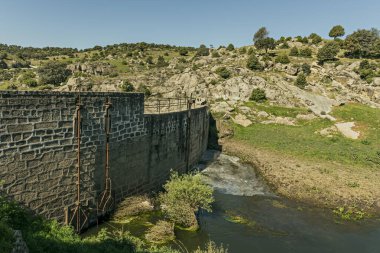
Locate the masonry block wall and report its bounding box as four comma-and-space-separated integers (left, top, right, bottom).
0, 91, 209, 222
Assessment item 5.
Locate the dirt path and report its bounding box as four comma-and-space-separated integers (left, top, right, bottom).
222, 138, 380, 214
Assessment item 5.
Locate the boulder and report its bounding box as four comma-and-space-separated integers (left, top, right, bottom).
232, 114, 252, 127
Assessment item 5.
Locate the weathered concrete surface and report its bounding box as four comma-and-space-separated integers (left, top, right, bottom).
0, 91, 209, 222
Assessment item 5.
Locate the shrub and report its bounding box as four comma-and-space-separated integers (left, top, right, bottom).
138, 85, 151, 97
295, 73, 308, 89
0, 222, 14, 253
0, 70, 12, 81
275, 54, 290, 64
156, 56, 168, 68
196, 44, 210, 57
239, 47, 247, 54
0, 60, 7, 69
250, 88, 267, 102
146, 56, 154, 64
301, 63, 311, 75
159, 172, 214, 230
211, 51, 220, 58
145, 220, 175, 244
247, 48, 254, 55
178, 48, 188, 56
255, 37, 276, 53
299, 47, 312, 57
289, 47, 299, 56
317, 41, 340, 64
226, 43, 235, 51
122, 80, 135, 92
309, 33, 322, 44
279, 42, 290, 49
37, 61, 71, 86
215, 67, 231, 79
246, 55, 263, 71
357, 60, 378, 83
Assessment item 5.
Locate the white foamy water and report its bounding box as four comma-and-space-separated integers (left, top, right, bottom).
197, 150, 272, 196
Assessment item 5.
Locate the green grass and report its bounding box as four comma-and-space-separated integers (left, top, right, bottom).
244, 101, 309, 117
233, 103, 380, 168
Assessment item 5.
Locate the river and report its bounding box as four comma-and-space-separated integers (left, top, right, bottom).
86, 151, 380, 253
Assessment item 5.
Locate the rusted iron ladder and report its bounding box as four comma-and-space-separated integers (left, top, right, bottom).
66, 93, 89, 233
97, 97, 114, 215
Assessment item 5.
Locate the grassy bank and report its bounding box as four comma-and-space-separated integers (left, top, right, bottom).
233, 103, 380, 168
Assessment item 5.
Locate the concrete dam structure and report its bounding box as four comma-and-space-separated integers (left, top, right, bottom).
0, 91, 209, 230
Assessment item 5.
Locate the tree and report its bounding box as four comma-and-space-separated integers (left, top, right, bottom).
317, 41, 340, 63
329, 25, 345, 39
253, 27, 269, 42
37, 61, 71, 86
344, 28, 380, 58
146, 56, 154, 64
255, 37, 276, 53
196, 44, 210, 56
226, 43, 235, 51
250, 88, 266, 102
246, 55, 263, 71
295, 73, 308, 89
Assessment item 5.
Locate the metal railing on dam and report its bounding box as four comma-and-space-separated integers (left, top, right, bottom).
144, 97, 207, 114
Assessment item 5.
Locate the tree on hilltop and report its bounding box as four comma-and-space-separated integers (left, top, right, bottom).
253, 27, 269, 42
253, 27, 276, 53
329, 25, 345, 39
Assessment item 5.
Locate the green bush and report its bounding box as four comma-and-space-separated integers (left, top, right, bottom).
138, 85, 151, 97
317, 41, 340, 64
211, 51, 220, 58
156, 56, 169, 68
301, 63, 311, 75
0, 59, 7, 69
226, 43, 235, 51
246, 55, 263, 71
295, 73, 308, 89
289, 47, 299, 56
0, 222, 14, 253
0, 70, 12, 81
37, 61, 71, 86
122, 80, 135, 92
275, 54, 290, 64
239, 47, 247, 54
309, 33, 322, 44
196, 45, 210, 57
178, 48, 188, 56
215, 67, 231, 79
249, 88, 267, 102
159, 172, 214, 230
299, 47, 312, 57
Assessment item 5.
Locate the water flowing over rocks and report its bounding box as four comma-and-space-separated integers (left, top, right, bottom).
198, 151, 272, 197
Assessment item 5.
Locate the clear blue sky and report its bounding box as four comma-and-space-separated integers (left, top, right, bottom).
0, 0, 379, 49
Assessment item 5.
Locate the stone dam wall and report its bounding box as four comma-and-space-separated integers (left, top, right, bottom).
0, 91, 209, 222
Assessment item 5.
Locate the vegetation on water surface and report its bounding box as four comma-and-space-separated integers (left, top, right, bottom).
159, 171, 214, 230
232, 103, 380, 168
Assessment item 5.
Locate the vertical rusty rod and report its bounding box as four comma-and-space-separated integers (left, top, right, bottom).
75, 94, 82, 232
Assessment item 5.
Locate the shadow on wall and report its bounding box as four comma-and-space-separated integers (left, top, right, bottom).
208, 113, 222, 151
